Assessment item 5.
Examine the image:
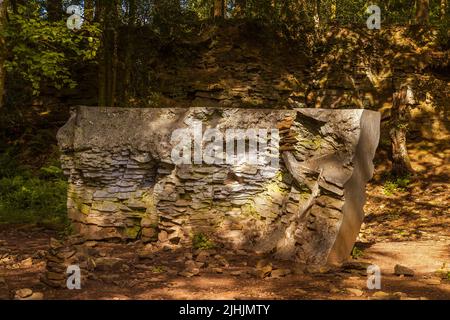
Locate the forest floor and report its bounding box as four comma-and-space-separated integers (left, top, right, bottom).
0, 141, 449, 300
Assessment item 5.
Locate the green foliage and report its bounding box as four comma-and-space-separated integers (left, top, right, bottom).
39, 165, 64, 179
0, 175, 68, 225
434, 19, 450, 49
192, 232, 215, 249
0, 149, 68, 229
3, 4, 101, 95
0, 148, 28, 178
435, 263, 450, 280
151, 265, 166, 273
187, 0, 214, 20
382, 175, 411, 195
351, 245, 364, 259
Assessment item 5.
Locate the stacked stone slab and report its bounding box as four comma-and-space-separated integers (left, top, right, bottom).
40, 235, 97, 289
57, 106, 379, 265
41, 238, 79, 288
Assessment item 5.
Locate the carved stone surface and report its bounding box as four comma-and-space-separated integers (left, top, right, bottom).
57, 106, 380, 265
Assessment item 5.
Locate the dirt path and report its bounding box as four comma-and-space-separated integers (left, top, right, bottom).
1, 224, 449, 300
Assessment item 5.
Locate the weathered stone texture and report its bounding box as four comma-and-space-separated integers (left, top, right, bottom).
57, 106, 380, 265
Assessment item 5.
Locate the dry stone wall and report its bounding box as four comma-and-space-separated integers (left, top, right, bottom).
57, 106, 380, 265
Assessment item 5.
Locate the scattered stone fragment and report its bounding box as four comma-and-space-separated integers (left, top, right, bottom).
394, 264, 415, 277
393, 292, 408, 299
345, 288, 364, 297
84, 241, 98, 247
230, 270, 246, 276
179, 271, 194, 277
329, 286, 341, 294
255, 261, 272, 279
20, 292, 44, 300
212, 267, 223, 274
342, 261, 372, 271
294, 288, 307, 295
270, 268, 291, 278
422, 278, 441, 285
14, 288, 33, 299
94, 257, 124, 271
369, 291, 400, 300
20, 257, 33, 267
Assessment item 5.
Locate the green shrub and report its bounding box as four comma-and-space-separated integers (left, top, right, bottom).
0, 148, 29, 178
382, 175, 411, 195
351, 245, 364, 259
0, 175, 68, 226
192, 233, 215, 250
39, 165, 64, 179
0, 148, 68, 230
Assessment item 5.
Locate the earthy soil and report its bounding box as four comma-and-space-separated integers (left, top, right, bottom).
0, 141, 449, 300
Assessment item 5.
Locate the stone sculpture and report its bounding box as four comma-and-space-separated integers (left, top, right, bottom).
57, 106, 380, 265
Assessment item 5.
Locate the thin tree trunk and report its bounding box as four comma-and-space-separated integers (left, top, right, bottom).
47, 0, 62, 22
97, 0, 118, 107
415, 0, 429, 24
441, 0, 447, 20
0, 0, 7, 109
234, 0, 246, 17
214, 0, 225, 19
330, 0, 336, 21
122, 0, 136, 106
94, 0, 103, 22
389, 86, 415, 177
314, 0, 321, 29
84, 0, 94, 21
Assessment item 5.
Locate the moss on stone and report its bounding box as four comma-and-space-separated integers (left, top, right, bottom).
298, 136, 322, 149
124, 224, 141, 239
241, 202, 258, 217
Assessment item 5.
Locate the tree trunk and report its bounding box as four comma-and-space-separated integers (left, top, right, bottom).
441, 0, 447, 20
314, 0, 321, 30
415, 0, 429, 24
214, 0, 225, 19
389, 86, 415, 177
234, 0, 246, 17
47, 0, 62, 22
97, 0, 118, 107
0, 0, 7, 109
330, 0, 337, 21
84, 0, 94, 21
94, 0, 103, 22
121, 0, 136, 106
10, 0, 25, 14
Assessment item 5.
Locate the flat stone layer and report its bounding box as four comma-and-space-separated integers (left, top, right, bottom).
57, 106, 380, 265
